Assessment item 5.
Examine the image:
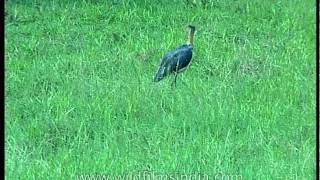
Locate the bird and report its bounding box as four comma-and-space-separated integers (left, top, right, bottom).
154, 25, 196, 87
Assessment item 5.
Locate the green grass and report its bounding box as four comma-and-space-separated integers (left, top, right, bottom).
5, 0, 316, 179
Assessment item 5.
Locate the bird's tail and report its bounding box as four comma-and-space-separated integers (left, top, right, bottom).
154, 66, 166, 82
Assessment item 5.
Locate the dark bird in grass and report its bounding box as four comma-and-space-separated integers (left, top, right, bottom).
154, 25, 196, 87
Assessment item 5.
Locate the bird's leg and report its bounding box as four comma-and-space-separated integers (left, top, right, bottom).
171, 60, 180, 88
171, 73, 178, 88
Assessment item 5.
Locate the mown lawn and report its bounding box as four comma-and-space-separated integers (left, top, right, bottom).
5, 0, 316, 179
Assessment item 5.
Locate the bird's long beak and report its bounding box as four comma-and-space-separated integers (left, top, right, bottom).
187, 25, 196, 45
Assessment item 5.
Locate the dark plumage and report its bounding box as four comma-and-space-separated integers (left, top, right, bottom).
154, 25, 196, 86
154, 44, 192, 82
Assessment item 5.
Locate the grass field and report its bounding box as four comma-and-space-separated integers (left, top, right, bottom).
5, 0, 316, 179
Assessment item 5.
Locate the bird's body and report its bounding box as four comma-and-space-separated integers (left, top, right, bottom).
154, 25, 196, 86
154, 44, 192, 82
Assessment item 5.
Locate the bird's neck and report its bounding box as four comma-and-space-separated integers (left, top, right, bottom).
187, 29, 195, 45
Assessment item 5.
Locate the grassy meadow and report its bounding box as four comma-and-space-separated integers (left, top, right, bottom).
5, 0, 316, 179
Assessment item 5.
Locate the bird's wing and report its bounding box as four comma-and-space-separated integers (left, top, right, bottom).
154, 45, 192, 82
154, 53, 178, 82
170, 48, 192, 72
159, 44, 189, 65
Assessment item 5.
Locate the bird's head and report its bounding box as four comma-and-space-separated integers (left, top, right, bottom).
188, 25, 196, 32
187, 25, 196, 45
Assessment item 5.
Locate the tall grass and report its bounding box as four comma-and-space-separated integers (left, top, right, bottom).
5, 0, 316, 179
